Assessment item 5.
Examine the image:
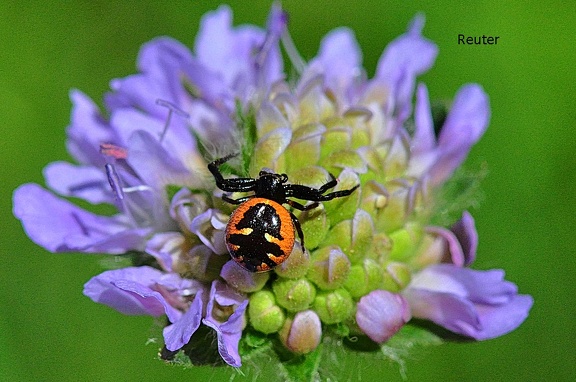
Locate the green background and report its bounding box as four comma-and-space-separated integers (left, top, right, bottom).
1, 1, 574, 381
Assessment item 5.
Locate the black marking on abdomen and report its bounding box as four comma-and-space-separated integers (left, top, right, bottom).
228, 203, 284, 271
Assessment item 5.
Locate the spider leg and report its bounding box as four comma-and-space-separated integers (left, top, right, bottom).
208, 153, 257, 192
316, 184, 360, 200
285, 183, 359, 202
208, 153, 237, 175
217, 177, 258, 192
222, 194, 254, 205
317, 173, 338, 193
286, 199, 320, 211
289, 211, 306, 250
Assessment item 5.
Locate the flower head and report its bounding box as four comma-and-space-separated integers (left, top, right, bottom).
13, 4, 532, 376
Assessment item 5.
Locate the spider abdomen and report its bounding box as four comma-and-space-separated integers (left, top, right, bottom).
225, 197, 295, 272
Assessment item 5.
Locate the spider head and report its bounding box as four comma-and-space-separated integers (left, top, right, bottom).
255, 170, 288, 201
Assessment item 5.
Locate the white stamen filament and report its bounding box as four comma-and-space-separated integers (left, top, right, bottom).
281, 30, 306, 75
155, 99, 190, 143
105, 163, 151, 227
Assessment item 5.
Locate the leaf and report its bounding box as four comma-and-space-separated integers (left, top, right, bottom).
380, 323, 443, 378
239, 329, 273, 361
313, 324, 443, 381
276, 344, 323, 382
239, 328, 323, 382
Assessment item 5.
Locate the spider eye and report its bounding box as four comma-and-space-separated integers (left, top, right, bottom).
280, 174, 288, 182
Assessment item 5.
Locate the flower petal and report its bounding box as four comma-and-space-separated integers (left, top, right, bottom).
356, 290, 411, 343
43, 161, 114, 205
195, 5, 279, 94
126, 130, 198, 193
83, 266, 183, 323
404, 264, 533, 340
13, 184, 150, 253
203, 280, 248, 367
203, 300, 248, 367
308, 27, 362, 104
376, 14, 438, 122
145, 232, 187, 272
106, 37, 194, 116
66, 89, 116, 167
163, 289, 204, 351
412, 83, 435, 153
429, 84, 490, 185
189, 209, 228, 255
451, 211, 478, 266
425, 226, 465, 267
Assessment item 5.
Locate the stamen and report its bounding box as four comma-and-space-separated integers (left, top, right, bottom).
406, 180, 419, 216
278, 13, 306, 76
152, 283, 189, 311
100, 143, 127, 159
156, 99, 190, 143
122, 185, 153, 193
105, 163, 139, 226
105, 164, 125, 201
256, 5, 288, 76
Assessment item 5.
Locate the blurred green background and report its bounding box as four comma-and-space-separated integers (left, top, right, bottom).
1, 1, 574, 381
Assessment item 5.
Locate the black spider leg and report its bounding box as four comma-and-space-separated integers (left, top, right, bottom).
285, 174, 360, 202
222, 194, 255, 205
208, 154, 257, 192
285, 199, 320, 251
287, 208, 306, 250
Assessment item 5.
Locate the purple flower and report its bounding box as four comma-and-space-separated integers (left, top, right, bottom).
279, 310, 322, 354
419, 211, 478, 267
408, 83, 490, 186
13, 3, 531, 373
202, 280, 248, 367
403, 264, 533, 340
163, 289, 204, 351
356, 290, 411, 343
83, 266, 203, 323
13, 183, 151, 253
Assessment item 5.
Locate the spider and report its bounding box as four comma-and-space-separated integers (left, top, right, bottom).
209, 153, 359, 272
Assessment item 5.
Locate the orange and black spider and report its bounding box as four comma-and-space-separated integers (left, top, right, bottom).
209, 153, 359, 272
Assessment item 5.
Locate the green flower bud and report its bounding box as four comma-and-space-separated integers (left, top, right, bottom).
313, 288, 354, 324
382, 262, 412, 292
272, 278, 316, 312
274, 243, 310, 279
299, 204, 329, 251
284, 125, 324, 172
360, 180, 388, 231
381, 134, 409, 178
249, 126, 290, 175
323, 220, 351, 257
220, 260, 269, 293
248, 291, 285, 334
344, 259, 384, 298
350, 209, 374, 261
322, 209, 374, 264
411, 232, 444, 268
378, 181, 411, 233
344, 113, 371, 148
279, 310, 322, 354
307, 246, 350, 290
388, 223, 423, 262
323, 169, 361, 225
321, 128, 351, 155
320, 149, 366, 176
